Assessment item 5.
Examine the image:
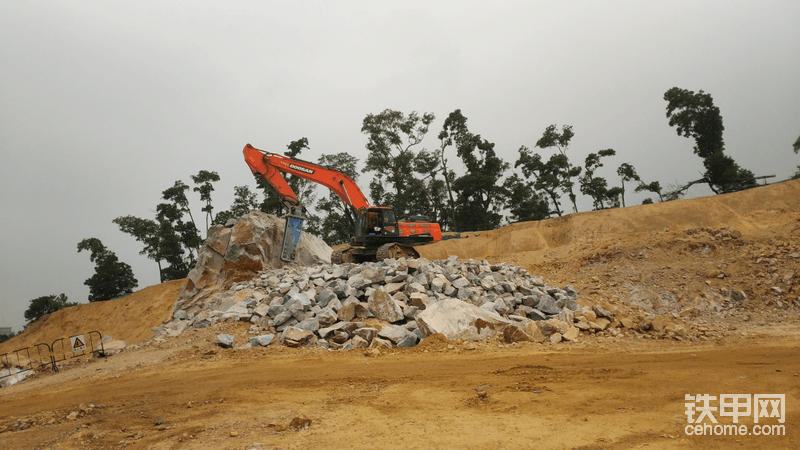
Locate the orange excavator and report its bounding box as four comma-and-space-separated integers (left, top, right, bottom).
243, 144, 442, 263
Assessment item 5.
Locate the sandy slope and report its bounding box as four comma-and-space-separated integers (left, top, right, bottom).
1, 180, 799, 450
0, 279, 183, 355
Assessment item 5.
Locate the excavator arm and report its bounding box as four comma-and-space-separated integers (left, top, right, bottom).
243, 143, 370, 261
243, 143, 370, 211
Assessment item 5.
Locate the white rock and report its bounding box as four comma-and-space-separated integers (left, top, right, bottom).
416, 298, 511, 341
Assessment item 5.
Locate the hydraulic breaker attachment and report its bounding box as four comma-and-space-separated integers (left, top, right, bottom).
280, 205, 306, 262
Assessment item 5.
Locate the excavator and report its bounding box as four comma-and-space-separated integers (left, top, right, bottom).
243, 143, 442, 264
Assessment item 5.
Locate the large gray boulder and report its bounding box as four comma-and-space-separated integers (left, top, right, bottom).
368, 290, 404, 323
174, 211, 331, 314
416, 298, 512, 341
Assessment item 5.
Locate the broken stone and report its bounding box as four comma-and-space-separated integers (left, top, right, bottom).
501, 321, 546, 343
368, 291, 404, 323
249, 334, 275, 347
281, 327, 317, 347
377, 325, 419, 347
416, 298, 511, 341
216, 334, 234, 348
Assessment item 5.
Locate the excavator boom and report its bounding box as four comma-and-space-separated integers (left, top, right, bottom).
243, 144, 370, 210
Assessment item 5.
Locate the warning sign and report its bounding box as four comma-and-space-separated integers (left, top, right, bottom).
70, 334, 87, 353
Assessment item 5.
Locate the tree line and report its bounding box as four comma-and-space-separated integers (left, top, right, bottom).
19, 87, 799, 328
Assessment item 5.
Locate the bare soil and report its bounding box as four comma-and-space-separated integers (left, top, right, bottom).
2, 180, 800, 450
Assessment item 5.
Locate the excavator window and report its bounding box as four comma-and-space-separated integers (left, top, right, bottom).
365, 209, 398, 236
381, 209, 398, 234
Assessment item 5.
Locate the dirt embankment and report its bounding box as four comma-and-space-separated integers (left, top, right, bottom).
1, 180, 799, 450
0, 279, 183, 355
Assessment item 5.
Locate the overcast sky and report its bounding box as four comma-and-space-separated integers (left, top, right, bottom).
1, 1, 798, 333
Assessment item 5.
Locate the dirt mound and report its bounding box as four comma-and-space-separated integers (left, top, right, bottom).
420, 180, 800, 327
0, 280, 183, 354
419, 179, 800, 262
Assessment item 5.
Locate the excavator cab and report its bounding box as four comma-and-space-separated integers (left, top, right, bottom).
355, 207, 399, 243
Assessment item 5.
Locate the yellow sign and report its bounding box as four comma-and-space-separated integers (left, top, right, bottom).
70, 334, 87, 353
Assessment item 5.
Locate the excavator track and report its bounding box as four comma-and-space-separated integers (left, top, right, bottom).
375, 243, 419, 261
331, 247, 357, 264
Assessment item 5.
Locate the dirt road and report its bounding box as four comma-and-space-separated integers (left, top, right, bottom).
1, 322, 798, 449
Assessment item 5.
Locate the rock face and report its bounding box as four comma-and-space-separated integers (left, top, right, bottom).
175, 211, 331, 314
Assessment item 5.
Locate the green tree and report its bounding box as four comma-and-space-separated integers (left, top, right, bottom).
616, 163, 640, 208
24, 294, 79, 325
411, 146, 449, 226
314, 152, 360, 245
515, 147, 570, 217
154, 203, 194, 281
77, 238, 138, 302
635, 180, 664, 202
162, 181, 197, 230
257, 138, 318, 217
361, 109, 436, 219
450, 128, 509, 231
190, 170, 221, 234
502, 173, 550, 222
535, 125, 582, 213
663, 87, 756, 193
579, 149, 616, 210
113, 215, 163, 279
161, 180, 202, 258
214, 185, 260, 225
794, 135, 800, 154
436, 109, 470, 229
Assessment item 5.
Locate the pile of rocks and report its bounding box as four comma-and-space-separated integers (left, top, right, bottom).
153, 255, 621, 350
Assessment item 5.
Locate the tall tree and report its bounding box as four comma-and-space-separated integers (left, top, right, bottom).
113, 215, 163, 279
616, 163, 640, 208
535, 124, 582, 213
502, 173, 550, 222
793, 135, 800, 179
190, 170, 220, 234
663, 87, 756, 193
515, 146, 570, 217
258, 138, 318, 216
635, 180, 664, 202
361, 109, 436, 219
160, 181, 202, 260
214, 185, 260, 225
451, 130, 509, 231
315, 152, 360, 245
77, 238, 138, 302
161, 181, 198, 231
154, 202, 194, 281
437, 109, 470, 228
114, 178, 205, 283
24, 294, 79, 325
579, 149, 616, 210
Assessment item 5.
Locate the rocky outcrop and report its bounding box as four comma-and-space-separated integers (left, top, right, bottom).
174, 211, 331, 314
